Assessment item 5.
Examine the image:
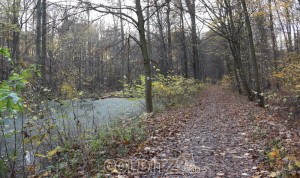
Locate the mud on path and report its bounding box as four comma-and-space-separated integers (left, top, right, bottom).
117, 85, 300, 178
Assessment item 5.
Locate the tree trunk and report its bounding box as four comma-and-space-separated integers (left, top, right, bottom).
285, 5, 293, 52
185, 0, 200, 79
42, 0, 47, 84
136, 0, 153, 113
268, 0, 278, 70
118, 0, 126, 76
146, 0, 152, 60
225, 0, 252, 100
167, 1, 173, 69
12, 0, 20, 64
274, 0, 289, 51
155, 1, 168, 75
241, 0, 265, 107
36, 0, 42, 64
180, 0, 188, 78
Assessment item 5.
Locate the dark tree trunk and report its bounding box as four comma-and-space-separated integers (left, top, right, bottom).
136, 0, 153, 113
36, 0, 42, 64
166, 1, 173, 69
185, 0, 200, 79
180, 0, 188, 78
155, 1, 168, 75
241, 0, 265, 107
225, 0, 252, 100
12, 0, 20, 63
42, 0, 47, 84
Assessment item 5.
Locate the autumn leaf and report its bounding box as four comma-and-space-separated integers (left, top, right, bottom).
268, 148, 280, 159
269, 172, 278, 177
47, 146, 62, 157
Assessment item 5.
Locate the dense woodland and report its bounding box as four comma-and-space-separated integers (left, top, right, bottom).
1, 0, 300, 112
0, 0, 299, 177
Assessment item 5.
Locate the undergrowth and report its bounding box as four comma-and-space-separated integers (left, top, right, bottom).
119, 74, 204, 109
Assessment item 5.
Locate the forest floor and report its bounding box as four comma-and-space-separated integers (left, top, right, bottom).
109, 85, 300, 178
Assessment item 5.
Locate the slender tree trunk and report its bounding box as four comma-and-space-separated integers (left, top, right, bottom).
127, 37, 131, 83
225, 0, 252, 99
36, 0, 42, 64
274, 0, 289, 51
12, 0, 20, 64
285, 5, 293, 52
291, 9, 299, 52
146, 0, 152, 60
180, 0, 188, 78
255, 1, 269, 88
42, 0, 47, 84
118, 0, 126, 76
268, 0, 278, 70
166, 1, 173, 69
136, 0, 153, 113
155, 1, 168, 75
185, 0, 200, 79
229, 41, 250, 97
241, 0, 265, 107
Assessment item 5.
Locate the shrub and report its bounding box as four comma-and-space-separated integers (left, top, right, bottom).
270, 53, 300, 118
273, 53, 300, 92
90, 117, 146, 159
0, 48, 38, 177
121, 74, 204, 108
220, 75, 233, 87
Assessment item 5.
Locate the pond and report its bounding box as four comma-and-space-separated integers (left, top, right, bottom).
1, 97, 145, 165
50, 97, 145, 129
3, 97, 145, 132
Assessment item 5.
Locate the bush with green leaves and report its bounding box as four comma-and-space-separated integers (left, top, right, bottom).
0, 48, 39, 177
122, 74, 204, 107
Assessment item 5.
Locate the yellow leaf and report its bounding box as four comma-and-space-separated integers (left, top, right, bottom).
47, 149, 57, 156
112, 168, 119, 174
268, 148, 280, 158
35, 153, 47, 158
47, 146, 61, 157
269, 172, 277, 177
295, 160, 300, 168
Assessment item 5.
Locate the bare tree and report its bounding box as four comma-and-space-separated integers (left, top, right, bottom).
78, 0, 170, 112
240, 0, 265, 107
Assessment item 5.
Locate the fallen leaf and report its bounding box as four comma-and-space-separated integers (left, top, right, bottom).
216, 172, 225, 176
269, 172, 277, 177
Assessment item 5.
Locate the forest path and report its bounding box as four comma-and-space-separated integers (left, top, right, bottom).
124, 85, 299, 178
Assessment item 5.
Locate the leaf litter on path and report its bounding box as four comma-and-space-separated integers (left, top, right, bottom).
105, 85, 300, 178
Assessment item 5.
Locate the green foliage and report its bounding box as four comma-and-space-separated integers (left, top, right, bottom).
90, 117, 146, 157
0, 65, 38, 113
0, 159, 8, 178
121, 74, 204, 107
0, 48, 11, 59
0, 48, 38, 114
0, 48, 38, 177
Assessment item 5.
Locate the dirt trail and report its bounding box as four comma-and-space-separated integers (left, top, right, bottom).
123, 85, 299, 178
174, 86, 261, 177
